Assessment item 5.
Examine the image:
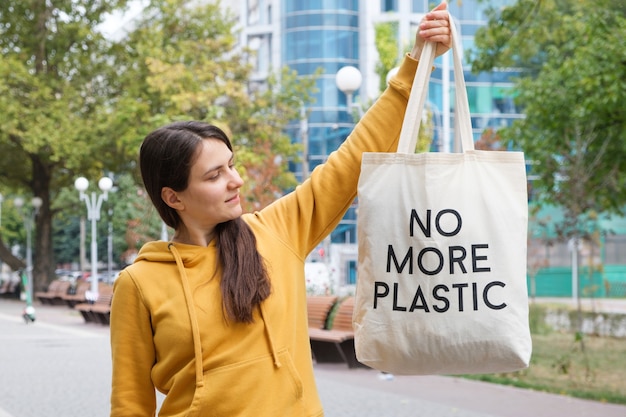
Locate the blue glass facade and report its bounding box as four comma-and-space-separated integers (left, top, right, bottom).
279, 0, 520, 243
282, 2, 360, 243
445, 0, 523, 138
240, 0, 626, 294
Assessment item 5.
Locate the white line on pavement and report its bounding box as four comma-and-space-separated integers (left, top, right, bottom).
0, 312, 106, 338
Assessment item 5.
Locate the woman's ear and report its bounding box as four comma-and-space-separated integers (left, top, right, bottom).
161, 187, 184, 210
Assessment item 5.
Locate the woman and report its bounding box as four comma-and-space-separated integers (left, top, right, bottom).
110, 3, 451, 416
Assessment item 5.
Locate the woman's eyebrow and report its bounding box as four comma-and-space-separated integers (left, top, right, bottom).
203, 153, 234, 176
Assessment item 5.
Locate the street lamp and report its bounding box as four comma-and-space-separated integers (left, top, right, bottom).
300, 104, 309, 180
335, 65, 364, 118
75, 176, 113, 300
14, 196, 43, 321
333, 66, 367, 247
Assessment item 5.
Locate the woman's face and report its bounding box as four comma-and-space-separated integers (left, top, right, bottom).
174, 138, 244, 231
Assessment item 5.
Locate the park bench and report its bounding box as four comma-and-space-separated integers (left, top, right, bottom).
35, 280, 72, 305
61, 281, 91, 308
74, 285, 113, 324
307, 295, 338, 330
90, 293, 114, 325
0, 278, 20, 298
308, 296, 365, 368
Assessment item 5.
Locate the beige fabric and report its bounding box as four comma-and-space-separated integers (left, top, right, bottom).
353, 14, 532, 375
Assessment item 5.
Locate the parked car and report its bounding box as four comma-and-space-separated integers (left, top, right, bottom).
54, 269, 84, 284
95, 270, 122, 285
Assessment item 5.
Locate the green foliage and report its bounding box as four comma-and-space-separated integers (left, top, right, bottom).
0, 0, 133, 285
52, 173, 161, 268
0, 0, 318, 284
373, 22, 432, 153
463, 331, 626, 405
111, 0, 317, 212
374, 22, 399, 93
470, 0, 626, 241
416, 106, 435, 153
0, 0, 133, 182
528, 303, 552, 335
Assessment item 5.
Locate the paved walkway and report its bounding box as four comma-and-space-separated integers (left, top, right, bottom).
0, 298, 625, 417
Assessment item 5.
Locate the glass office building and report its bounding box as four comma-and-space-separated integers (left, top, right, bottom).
282, 1, 361, 243
235, 0, 521, 244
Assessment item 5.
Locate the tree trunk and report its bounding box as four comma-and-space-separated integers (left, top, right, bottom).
30, 154, 56, 291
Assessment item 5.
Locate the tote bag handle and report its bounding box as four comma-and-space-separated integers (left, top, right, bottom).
397, 15, 473, 154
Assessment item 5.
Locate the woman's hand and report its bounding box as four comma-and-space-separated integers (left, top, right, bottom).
410, 2, 452, 59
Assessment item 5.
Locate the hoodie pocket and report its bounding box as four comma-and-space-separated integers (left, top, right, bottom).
186, 348, 305, 417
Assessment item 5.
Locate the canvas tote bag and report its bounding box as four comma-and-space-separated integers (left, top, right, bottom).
354, 16, 532, 375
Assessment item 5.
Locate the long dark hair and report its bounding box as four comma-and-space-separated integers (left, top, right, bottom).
139, 121, 270, 323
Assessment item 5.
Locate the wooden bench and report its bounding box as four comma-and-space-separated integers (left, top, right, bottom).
0, 278, 20, 298
74, 285, 113, 324
308, 296, 366, 368
35, 280, 72, 305
307, 295, 338, 330
90, 294, 114, 325
62, 281, 91, 308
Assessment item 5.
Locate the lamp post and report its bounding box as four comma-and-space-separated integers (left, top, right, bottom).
300, 104, 309, 181
333, 66, 366, 247
14, 196, 43, 321
75, 176, 113, 300
107, 208, 113, 284
335, 65, 364, 118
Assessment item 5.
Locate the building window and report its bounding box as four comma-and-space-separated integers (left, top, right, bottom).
248, 0, 259, 25
248, 34, 271, 75
346, 260, 357, 285
411, 0, 428, 13
381, 0, 398, 13
286, 0, 358, 12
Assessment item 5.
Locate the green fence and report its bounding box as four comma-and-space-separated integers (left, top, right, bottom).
528, 265, 626, 298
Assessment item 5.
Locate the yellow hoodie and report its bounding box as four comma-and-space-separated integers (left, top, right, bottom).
110, 55, 420, 417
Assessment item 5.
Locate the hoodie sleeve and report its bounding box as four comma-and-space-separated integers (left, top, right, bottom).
110, 270, 157, 416
250, 54, 420, 259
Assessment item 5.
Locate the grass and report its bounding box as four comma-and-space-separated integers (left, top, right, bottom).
462, 304, 626, 405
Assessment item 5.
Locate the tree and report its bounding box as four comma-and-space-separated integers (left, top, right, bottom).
0, 0, 317, 290
374, 22, 400, 93
0, 0, 132, 289
108, 0, 317, 212
471, 0, 626, 355
471, 0, 626, 238
373, 21, 432, 153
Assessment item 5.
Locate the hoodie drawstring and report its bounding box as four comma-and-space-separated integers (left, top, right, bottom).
259, 303, 282, 368
168, 243, 204, 388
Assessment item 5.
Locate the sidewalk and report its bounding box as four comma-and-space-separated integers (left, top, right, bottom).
0, 298, 625, 417
314, 364, 626, 417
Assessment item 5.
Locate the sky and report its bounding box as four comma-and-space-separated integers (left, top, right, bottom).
96, 0, 148, 40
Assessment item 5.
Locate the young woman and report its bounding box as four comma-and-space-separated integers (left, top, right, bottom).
110, 3, 451, 416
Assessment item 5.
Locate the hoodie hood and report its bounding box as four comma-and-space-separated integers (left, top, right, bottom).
134, 240, 208, 264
